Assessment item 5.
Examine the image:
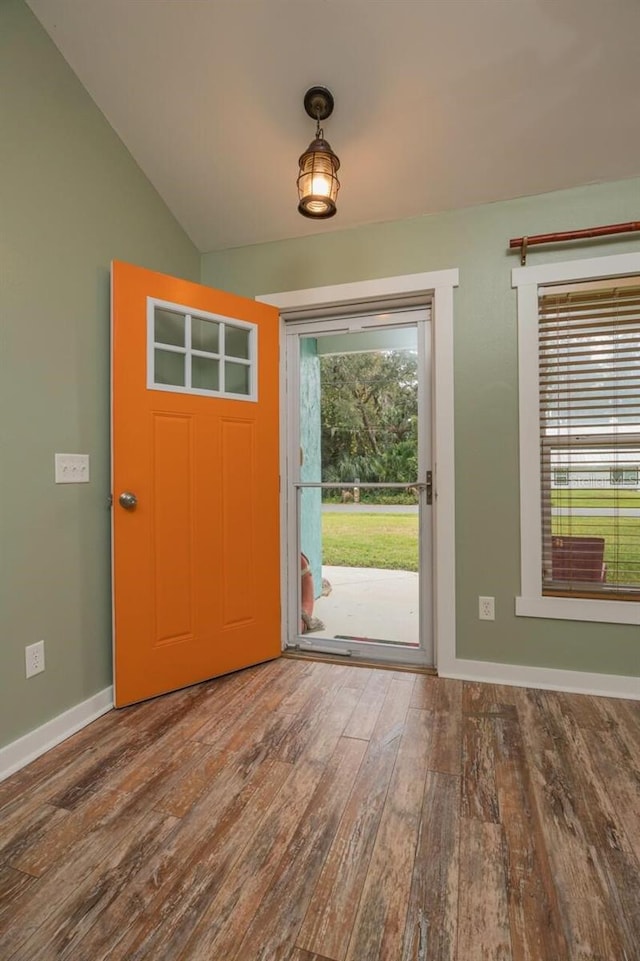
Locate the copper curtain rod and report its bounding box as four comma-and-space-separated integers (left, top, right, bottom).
510, 220, 640, 265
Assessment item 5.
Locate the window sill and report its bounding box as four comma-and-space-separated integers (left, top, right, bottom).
516, 595, 640, 626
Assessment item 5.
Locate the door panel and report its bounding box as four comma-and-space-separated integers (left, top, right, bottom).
220, 417, 257, 626
152, 412, 193, 643
111, 261, 280, 707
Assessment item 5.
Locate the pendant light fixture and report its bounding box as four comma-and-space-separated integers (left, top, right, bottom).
297, 86, 340, 219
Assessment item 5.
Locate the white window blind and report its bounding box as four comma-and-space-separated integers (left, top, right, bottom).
538, 276, 640, 600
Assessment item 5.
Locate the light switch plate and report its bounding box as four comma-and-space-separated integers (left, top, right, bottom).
55, 453, 90, 483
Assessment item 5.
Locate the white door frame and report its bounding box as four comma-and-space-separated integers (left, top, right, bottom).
257, 268, 459, 673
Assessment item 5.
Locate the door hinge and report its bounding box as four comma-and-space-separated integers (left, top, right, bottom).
426, 470, 433, 505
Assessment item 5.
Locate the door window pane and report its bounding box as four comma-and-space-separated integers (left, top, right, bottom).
192, 317, 219, 353
192, 356, 220, 391
225, 361, 250, 395
226, 326, 250, 359
155, 308, 185, 347
155, 349, 185, 386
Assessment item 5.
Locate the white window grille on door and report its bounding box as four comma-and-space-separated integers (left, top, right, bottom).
147, 298, 257, 401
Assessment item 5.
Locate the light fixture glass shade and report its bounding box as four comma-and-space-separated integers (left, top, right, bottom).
297, 137, 340, 219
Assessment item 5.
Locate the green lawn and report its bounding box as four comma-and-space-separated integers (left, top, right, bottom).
552, 489, 640, 508
321, 504, 639, 584
322, 513, 418, 571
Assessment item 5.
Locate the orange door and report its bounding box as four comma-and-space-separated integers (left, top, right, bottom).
111, 261, 280, 707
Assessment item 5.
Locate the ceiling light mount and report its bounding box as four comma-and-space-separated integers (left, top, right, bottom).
297, 86, 340, 220
303, 86, 334, 123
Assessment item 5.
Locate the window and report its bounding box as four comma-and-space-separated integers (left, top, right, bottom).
147, 299, 256, 400
513, 252, 640, 625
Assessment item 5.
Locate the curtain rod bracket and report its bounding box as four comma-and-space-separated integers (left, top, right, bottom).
521, 236, 528, 266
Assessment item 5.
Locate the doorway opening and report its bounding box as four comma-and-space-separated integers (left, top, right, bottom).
285, 308, 432, 667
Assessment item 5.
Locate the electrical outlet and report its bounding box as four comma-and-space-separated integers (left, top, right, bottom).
25, 640, 45, 678
478, 596, 495, 621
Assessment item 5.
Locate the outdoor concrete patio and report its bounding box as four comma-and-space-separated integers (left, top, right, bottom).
312, 565, 420, 647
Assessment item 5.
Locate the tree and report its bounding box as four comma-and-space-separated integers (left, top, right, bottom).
320, 350, 418, 484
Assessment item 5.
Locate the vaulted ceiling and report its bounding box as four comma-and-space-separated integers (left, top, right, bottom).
28, 0, 640, 252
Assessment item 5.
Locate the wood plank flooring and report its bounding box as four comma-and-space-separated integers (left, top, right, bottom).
0, 658, 638, 960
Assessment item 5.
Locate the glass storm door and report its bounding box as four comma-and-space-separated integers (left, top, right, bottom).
284, 308, 433, 667
111, 261, 281, 707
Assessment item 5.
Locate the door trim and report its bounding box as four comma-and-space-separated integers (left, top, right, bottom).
257, 269, 459, 673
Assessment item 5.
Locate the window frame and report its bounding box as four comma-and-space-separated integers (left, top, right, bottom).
146, 297, 257, 402
513, 251, 640, 626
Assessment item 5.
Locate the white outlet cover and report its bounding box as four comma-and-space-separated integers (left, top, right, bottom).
55, 453, 90, 483
25, 640, 45, 678
478, 596, 495, 620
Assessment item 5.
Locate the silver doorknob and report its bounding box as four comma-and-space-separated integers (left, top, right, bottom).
118, 492, 138, 510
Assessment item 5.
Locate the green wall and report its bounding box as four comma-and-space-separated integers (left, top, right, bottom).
202, 178, 640, 679
0, 0, 200, 749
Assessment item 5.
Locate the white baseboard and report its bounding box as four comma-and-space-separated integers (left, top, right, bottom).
0, 687, 114, 782
438, 657, 640, 700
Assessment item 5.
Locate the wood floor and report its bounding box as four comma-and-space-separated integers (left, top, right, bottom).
0, 658, 639, 961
